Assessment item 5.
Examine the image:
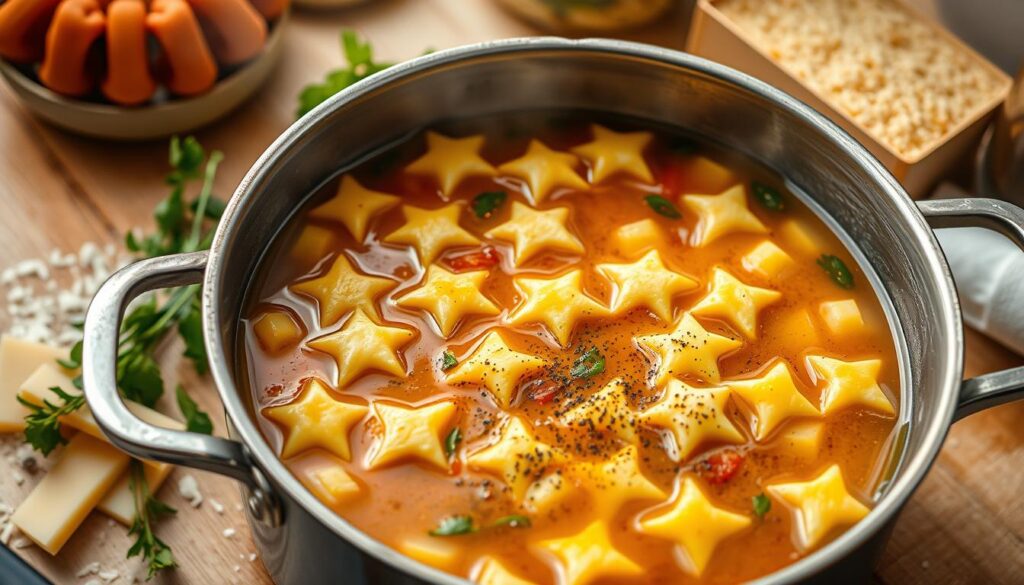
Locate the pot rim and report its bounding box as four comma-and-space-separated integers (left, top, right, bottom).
204, 37, 963, 583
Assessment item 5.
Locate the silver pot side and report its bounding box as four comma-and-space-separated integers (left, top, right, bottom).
81, 38, 1024, 585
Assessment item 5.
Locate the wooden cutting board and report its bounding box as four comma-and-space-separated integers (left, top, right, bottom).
1, 1, 1022, 584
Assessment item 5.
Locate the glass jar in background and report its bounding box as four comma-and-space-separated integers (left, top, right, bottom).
495, 0, 676, 32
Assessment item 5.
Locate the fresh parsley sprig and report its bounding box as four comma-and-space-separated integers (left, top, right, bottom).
296, 31, 395, 119
17, 387, 85, 456
127, 461, 178, 578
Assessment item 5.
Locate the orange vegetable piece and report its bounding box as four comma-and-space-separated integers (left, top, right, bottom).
37, 0, 105, 97
187, 0, 267, 66
249, 0, 289, 21
101, 0, 156, 105
0, 0, 63, 62
146, 0, 217, 96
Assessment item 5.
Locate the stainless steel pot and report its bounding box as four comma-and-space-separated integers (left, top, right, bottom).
81, 38, 1024, 584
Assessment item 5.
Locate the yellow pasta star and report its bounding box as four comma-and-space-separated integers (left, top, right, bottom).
559, 378, 637, 443
597, 250, 698, 322
309, 175, 400, 242
474, 556, 534, 585
638, 380, 744, 462
572, 445, 665, 514
691, 267, 781, 339
466, 416, 564, 500
291, 254, 396, 327
395, 266, 500, 337
406, 131, 496, 196
766, 464, 870, 551
485, 202, 584, 265
535, 520, 643, 585
446, 331, 546, 408
264, 378, 368, 461
308, 310, 415, 388
365, 400, 457, 471
808, 355, 894, 416
635, 312, 742, 385
682, 184, 768, 246
508, 270, 607, 347
571, 124, 654, 184
384, 204, 481, 264
498, 139, 589, 203
637, 476, 751, 576
727, 361, 820, 441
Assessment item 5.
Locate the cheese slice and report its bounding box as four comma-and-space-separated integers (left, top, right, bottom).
11, 433, 130, 554
0, 336, 69, 431
18, 363, 185, 524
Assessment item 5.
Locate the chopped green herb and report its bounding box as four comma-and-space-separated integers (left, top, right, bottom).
296, 31, 396, 119
491, 515, 531, 529
471, 191, 507, 219
18, 387, 86, 456
752, 492, 771, 520
751, 181, 785, 211
570, 347, 606, 379
444, 427, 462, 458
429, 515, 476, 537
817, 254, 855, 289
440, 350, 458, 371
127, 461, 178, 578
644, 195, 682, 219
56, 339, 83, 370
175, 386, 213, 435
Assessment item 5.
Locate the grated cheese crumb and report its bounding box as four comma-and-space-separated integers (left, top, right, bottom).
209, 498, 225, 514
98, 569, 119, 582
223, 527, 236, 538
76, 562, 101, 577
12, 536, 32, 549
177, 474, 203, 508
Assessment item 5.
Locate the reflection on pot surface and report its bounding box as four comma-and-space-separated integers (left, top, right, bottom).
240, 112, 903, 584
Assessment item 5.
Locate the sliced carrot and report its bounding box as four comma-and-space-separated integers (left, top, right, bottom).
249, 0, 289, 21
146, 0, 217, 96
37, 0, 105, 97
187, 0, 267, 66
0, 0, 64, 63
101, 0, 156, 105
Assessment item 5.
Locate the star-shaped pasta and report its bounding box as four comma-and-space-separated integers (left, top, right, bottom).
524, 472, 575, 515
638, 380, 745, 462
691, 267, 781, 339
498, 139, 588, 203
466, 415, 564, 501
395, 266, 500, 337
571, 124, 654, 184
635, 312, 742, 385
727, 361, 820, 441
766, 464, 870, 551
808, 355, 894, 416
559, 378, 638, 443
473, 556, 534, 585
485, 202, 584, 265
682, 184, 768, 246
637, 475, 751, 576
445, 331, 546, 409
365, 399, 458, 471
308, 175, 400, 242
597, 250, 698, 322
572, 445, 665, 514
384, 204, 481, 264
534, 520, 643, 585
291, 254, 396, 327
508, 270, 607, 347
405, 132, 496, 196
263, 378, 368, 461
307, 310, 415, 388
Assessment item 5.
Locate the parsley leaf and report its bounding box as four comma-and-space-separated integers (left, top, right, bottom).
751, 181, 785, 211
18, 387, 85, 456
178, 299, 208, 375
440, 350, 458, 371
56, 339, 83, 370
444, 427, 462, 458
471, 191, 507, 219
644, 195, 682, 219
570, 347, 605, 379
175, 386, 213, 435
752, 492, 771, 520
127, 461, 178, 578
429, 515, 476, 537
296, 31, 395, 119
817, 254, 855, 289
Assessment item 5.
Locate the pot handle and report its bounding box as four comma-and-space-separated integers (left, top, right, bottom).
918, 197, 1024, 420
82, 251, 280, 527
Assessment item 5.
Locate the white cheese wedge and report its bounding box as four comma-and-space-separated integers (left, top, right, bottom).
11, 433, 130, 554
0, 336, 69, 432
18, 363, 184, 524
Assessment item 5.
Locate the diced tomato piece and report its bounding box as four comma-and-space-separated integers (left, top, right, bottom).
445, 247, 500, 272
659, 160, 685, 197
449, 459, 462, 475
700, 451, 744, 485
525, 379, 561, 404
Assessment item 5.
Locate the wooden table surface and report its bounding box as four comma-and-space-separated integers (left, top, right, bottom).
1, 1, 1022, 583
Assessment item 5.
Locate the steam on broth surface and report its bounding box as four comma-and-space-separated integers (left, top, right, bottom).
240, 112, 901, 584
